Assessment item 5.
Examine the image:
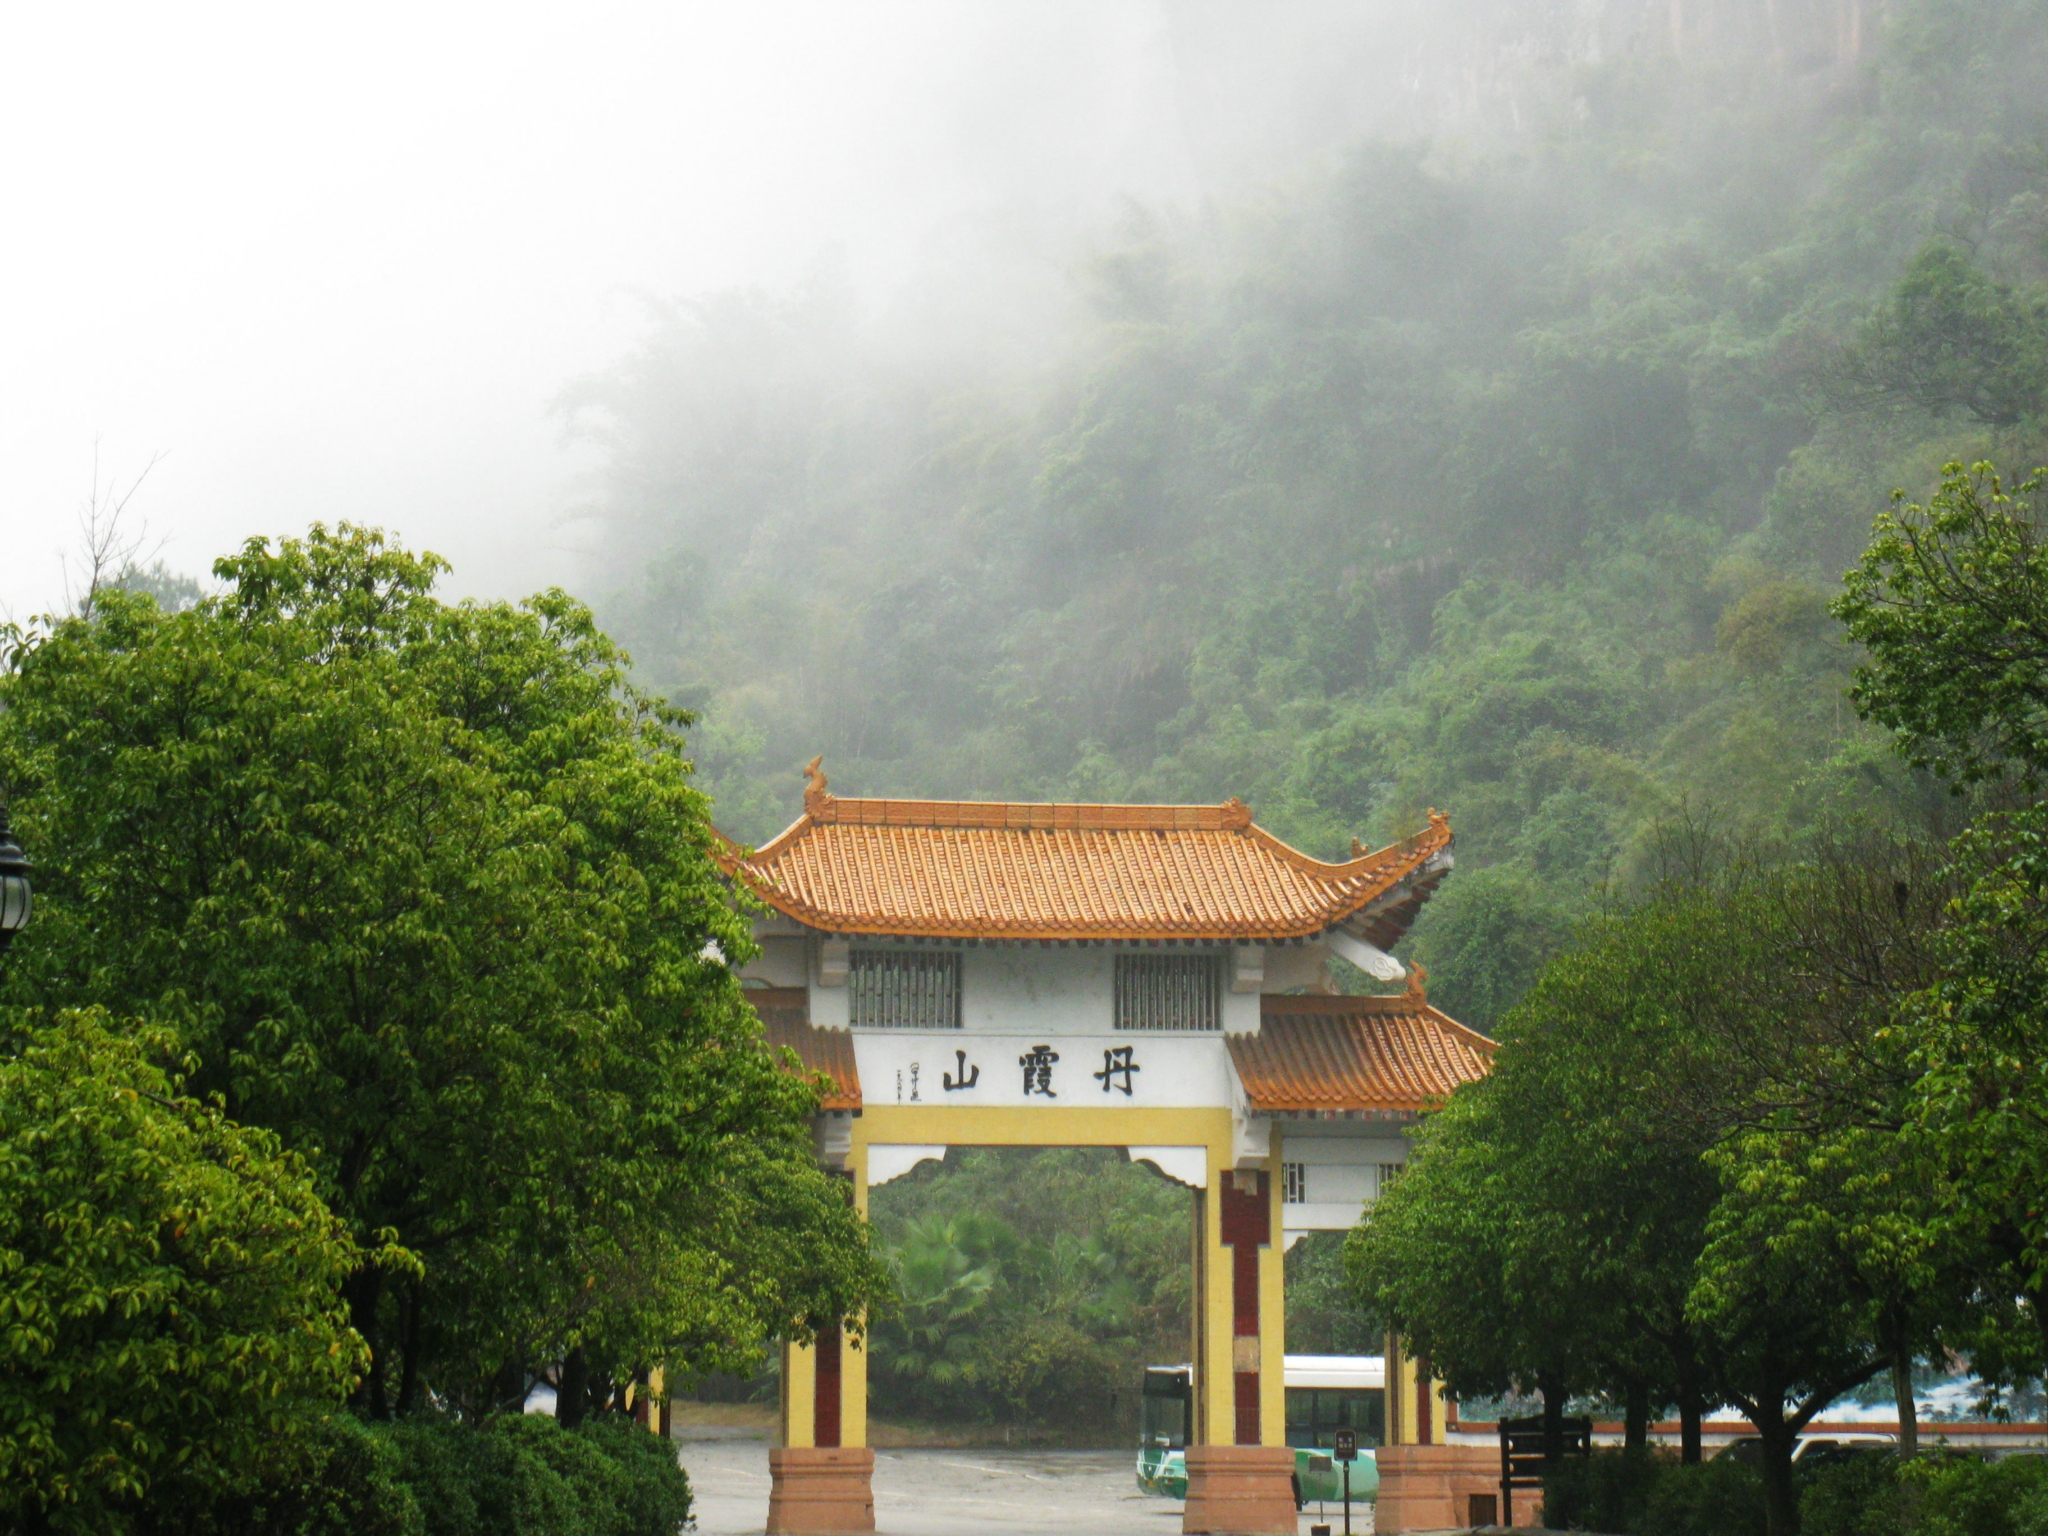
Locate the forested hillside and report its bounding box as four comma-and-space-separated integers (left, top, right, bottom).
571, 0, 2048, 1030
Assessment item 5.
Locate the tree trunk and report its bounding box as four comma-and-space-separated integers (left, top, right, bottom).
1892, 1345, 1919, 1460
345, 1269, 388, 1420
395, 1276, 425, 1417
492, 1357, 527, 1417
558, 1345, 589, 1429
1540, 1371, 1565, 1466
1674, 1347, 1704, 1465
1624, 1378, 1650, 1455
1756, 1411, 1800, 1536
2030, 1282, 2048, 1388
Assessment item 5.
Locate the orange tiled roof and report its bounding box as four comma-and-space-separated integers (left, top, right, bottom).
750, 986, 860, 1110
1232, 978, 1494, 1113
715, 760, 1453, 943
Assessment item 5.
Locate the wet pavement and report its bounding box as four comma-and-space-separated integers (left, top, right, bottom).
675, 1433, 1372, 1536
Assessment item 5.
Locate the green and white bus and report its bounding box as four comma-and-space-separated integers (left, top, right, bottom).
1136, 1356, 1384, 1506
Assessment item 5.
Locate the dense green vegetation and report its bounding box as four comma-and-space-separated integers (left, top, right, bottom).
0, 528, 884, 1530
1350, 461, 2048, 1536
1547, 1444, 2048, 1536
549, 0, 2048, 1480
0, 1011, 361, 1533
15, 0, 2048, 1523
134, 1411, 693, 1536
573, 0, 2048, 1034
864, 1148, 1191, 1440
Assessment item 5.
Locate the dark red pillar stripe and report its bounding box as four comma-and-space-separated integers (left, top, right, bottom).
1217, 1171, 1268, 1446
815, 1326, 842, 1448
810, 1167, 854, 1450
1234, 1371, 1262, 1445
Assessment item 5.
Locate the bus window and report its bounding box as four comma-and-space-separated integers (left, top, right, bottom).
1140, 1367, 1191, 1450
1284, 1388, 1386, 1450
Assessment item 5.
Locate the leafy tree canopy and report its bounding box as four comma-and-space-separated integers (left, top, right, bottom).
1837, 463, 2048, 785
0, 1010, 361, 1535
0, 525, 885, 1417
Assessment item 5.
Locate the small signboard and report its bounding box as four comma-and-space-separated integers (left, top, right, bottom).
1332, 1429, 1357, 1463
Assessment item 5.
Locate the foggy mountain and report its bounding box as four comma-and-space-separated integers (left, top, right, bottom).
567, 0, 2047, 1029
13, 1, 2038, 1033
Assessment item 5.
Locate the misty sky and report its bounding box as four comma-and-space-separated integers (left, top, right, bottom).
2, 0, 1414, 622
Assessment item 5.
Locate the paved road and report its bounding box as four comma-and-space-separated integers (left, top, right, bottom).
676, 1435, 1372, 1536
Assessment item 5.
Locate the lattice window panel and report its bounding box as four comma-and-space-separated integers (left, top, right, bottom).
1114, 952, 1222, 1032
1283, 1162, 1308, 1204
850, 949, 961, 1029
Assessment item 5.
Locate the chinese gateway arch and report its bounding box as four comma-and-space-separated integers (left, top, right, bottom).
715, 763, 1495, 1535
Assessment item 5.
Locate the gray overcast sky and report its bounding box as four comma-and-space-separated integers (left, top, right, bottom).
0, 0, 1234, 620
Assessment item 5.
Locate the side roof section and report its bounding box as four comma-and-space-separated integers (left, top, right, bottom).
750, 985, 861, 1111
1231, 975, 1495, 1114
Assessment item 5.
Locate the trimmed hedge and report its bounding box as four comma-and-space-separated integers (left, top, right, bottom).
1802, 1450, 2048, 1536
135, 1410, 691, 1536
1544, 1449, 1766, 1536
1544, 1444, 2048, 1536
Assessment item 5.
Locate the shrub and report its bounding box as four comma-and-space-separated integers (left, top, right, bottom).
1544, 1447, 1670, 1534
488, 1413, 622, 1534
1907, 1451, 2048, 1536
1798, 1453, 1902, 1536
1638, 1457, 1768, 1536
408, 1413, 691, 1536
576, 1415, 696, 1536
381, 1417, 519, 1536
135, 1411, 691, 1536
137, 1410, 422, 1536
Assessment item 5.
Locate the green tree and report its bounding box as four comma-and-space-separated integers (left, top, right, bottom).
1344, 1079, 1553, 1410
863, 1148, 1190, 1437
1353, 862, 1978, 1534
1835, 463, 2048, 785
0, 1010, 363, 1535
1833, 459, 2048, 1365
1836, 244, 2048, 431
0, 526, 885, 1417
1283, 1231, 1382, 1357
1352, 897, 1726, 1465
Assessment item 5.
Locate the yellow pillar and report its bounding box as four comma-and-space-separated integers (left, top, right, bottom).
842, 1161, 869, 1448
1384, 1333, 1447, 1446
782, 1337, 818, 1448
1259, 1138, 1285, 1448
767, 1139, 873, 1535
1192, 1156, 1290, 1448
1197, 1160, 1236, 1446
1192, 1175, 1209, 1445
645, 1367, 667, 1435
777, 1150, 866, 1452
1183, 1152, 1296, 1535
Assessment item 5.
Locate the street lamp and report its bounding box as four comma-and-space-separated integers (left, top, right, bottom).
0, 809, 30, 956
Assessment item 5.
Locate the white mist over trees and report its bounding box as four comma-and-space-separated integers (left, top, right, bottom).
569, 0, 2048, 1029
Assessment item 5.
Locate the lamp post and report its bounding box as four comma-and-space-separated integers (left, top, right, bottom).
0, 809, 31, 956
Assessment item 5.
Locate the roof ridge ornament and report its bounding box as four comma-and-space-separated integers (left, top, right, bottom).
1406, 961, 1428, 1003
1220, 796, 1252, 831
803, 755, 835, 819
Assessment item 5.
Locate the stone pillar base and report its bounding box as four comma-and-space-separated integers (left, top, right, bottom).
766, 1446, 875, 1535
1375, 1444, 1517, 1533
1182, 1445, 1298, 1536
